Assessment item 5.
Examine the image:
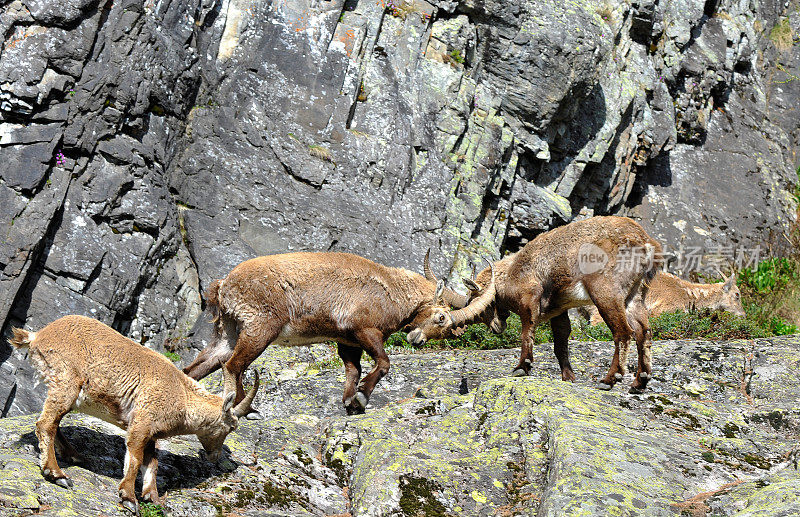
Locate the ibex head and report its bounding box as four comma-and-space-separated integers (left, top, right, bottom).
406, 253, 496, 346
198, 362, 260, 462
716, 272, 745, 317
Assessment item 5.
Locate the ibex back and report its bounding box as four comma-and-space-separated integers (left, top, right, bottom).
422, 216, 662, 393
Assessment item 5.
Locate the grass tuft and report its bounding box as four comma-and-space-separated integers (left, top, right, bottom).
163, 350, 181, 362
309, 145, 333, 162
140, 502, 166, 517
769, 17, 794, 52
386, 0, 424, 20
739, 256, 800, 333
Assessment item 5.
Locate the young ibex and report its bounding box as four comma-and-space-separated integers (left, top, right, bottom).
9, 315, 259, 515
584, 271, 744, 324
184, 252, 494, 416
421, 216, 662, 393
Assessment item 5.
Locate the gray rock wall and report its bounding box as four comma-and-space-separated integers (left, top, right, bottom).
1, 0, 799, 416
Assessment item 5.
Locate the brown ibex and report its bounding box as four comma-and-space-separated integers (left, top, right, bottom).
583, 271, 744, 324
183, 252, 494, 416
422, 216, 662, 393
9, 315, 259, 515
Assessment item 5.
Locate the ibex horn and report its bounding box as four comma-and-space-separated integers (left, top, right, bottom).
448, 260, 496, 328
220, 359, 236, 395
233, 370, 260, 418
423, 249, 437, 282
424, 249, 471, 308
220, 360, 260, 418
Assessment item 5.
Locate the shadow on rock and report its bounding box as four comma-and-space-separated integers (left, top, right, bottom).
18, 425, 236, 493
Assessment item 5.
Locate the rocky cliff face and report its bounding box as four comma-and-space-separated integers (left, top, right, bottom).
0, 0, 798, 415
0, 336, 799, 515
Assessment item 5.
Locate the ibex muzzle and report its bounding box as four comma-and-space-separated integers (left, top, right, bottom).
411, 256, 497, 346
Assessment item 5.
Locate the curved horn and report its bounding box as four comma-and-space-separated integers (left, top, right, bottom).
442, 286, 470, 308
423, 249, 437, 282
233, 370, 260, 418
424, 250, 470, 308
447, 261, 496, 328
220, 359, 237, 396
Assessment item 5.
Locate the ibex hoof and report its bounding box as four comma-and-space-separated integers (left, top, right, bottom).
54, 477, 73, 489
344, 392, 368, 415
142, 491, 160, 504
244, 410, 263, 421
120, 498, 139, 516
639, 372, 652, 380
511, 368, 528, 378
354, 392, 368, 409
596, 381, 613, 391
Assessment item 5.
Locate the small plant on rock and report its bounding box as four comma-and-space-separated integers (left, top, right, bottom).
596, 4, 615, 25
385, 0, 423, 20
449, 49, 465, 64
769, 17, 794, 52
55, 150, 66, 168
162, 350, 181, 362
309, 144, 333, 162
139, 502, 166, 517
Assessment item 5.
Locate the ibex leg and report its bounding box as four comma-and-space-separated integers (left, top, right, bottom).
512, 296, 540, 376
141, 440, 160, 504
350, 328, 389, 415
551, 312, 575, 381
627, 297, 653, 393
119, 424, 148, 515
55, 427, 85, 465
37, 382, 80, 488
338, 344, 364, 415
226, 320, 281, 407
587, 281, 633, 389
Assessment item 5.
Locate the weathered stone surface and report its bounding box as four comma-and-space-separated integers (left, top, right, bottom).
1, 0, 798, 416
0, 336, 798, 515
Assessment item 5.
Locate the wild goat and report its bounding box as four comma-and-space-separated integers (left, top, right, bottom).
9, 315, 259, 515
183, 252, 494, 416
422, 216, 662, 393
583, 271, 744, 324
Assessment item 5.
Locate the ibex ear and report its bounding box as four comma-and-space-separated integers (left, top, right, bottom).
463, 278, 481, 292
222, 391, 236, 413
723, 273, 736, 292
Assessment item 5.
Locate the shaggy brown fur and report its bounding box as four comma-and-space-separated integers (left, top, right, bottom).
584, 272, 744, 324
427, 216, 662, 393
10, 315, 257, 515
184, 252, 492, 416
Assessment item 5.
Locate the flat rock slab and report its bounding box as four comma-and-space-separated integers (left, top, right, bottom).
0, 336, 798, 516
